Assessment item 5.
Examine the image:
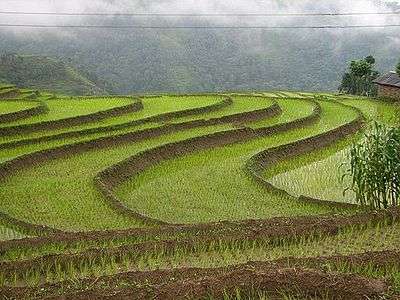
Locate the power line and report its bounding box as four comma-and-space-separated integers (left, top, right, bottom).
0, 23, 400, 29
0, 11, 399, 17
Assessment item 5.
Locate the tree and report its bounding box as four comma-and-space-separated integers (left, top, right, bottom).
339, 55, 379, 97
396, 60, 400, 76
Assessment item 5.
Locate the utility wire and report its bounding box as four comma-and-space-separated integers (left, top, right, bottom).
0, 24, 400, 29
0, 11, 399, 17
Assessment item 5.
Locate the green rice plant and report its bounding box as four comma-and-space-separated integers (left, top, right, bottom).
268, 139, 358, 203
0, 124, 234, 230
0, 97, 315, 230
0, 96, 134, 128
162, 95, 275, 124
262, 92, 281, 98
338, 97, 400, 126
0, 99, 39, 115
115, 100, 359, 224
276, 91, 307, 98
0, 87, 18, 97
344, 122, 400, 209
3, 220, 398, 289
0, 95, 239, 162
0, 95, 224, 145
267, 98, 399, 204
3, 92, 399, 293
249, 98, 315, 129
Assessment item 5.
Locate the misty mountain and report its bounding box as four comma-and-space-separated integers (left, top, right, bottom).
0, 0, 399, 94
0, 54, 108, 95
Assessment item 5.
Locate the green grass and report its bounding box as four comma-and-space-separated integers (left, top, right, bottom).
0, 98, 354, 231
115, 100, 359, 224
0, 91, 399, 296
0, 124, 233, 231
0, 95, 273, 162
163, 95, 275, 124
0, 100, 38, 115
0, 96, 134, 128
249, 98, 315, 129
0, 95, 224, 145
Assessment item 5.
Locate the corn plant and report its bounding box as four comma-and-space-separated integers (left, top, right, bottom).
344, 122, 400, 209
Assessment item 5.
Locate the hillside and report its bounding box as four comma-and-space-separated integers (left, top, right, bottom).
0, 87, 399, 298
1, 27, 398, 95
0, 1, 399, 94
0, 54, 108, 95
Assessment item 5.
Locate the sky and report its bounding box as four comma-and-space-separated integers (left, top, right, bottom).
0, 0, 399, 48
0, 0, 398, 12
0, 0, 399, 28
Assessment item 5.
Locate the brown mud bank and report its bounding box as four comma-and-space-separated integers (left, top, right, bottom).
0, 100, 48, 124
2, 251, 397, 300
1, 207, 399, 286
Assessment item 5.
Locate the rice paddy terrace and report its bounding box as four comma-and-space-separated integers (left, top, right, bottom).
0, 84, 399, 299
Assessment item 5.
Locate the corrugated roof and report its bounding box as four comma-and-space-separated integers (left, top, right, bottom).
373, 71, 400, 88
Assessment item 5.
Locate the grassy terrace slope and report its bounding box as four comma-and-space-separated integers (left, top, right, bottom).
0, 224, 26, 241
0, 89, 399, 299
0, 96, 134, 128
0, 100, 38, 115
0, 95, 277, 231
0, 95, 230, 162
0, 125, 231, 231
268, 99, 400, 204
0, 95, 225, 147
115, 100, 359, 223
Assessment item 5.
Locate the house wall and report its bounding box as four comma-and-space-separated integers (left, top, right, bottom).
377, 85, 400, 101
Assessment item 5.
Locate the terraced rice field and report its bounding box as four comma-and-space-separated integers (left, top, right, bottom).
0, 101, 38, 115
0, 87, 399, 299
268, 99, 400, 204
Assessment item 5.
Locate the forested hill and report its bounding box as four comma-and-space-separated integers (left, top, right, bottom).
1, 28, 398, 95
0, 1, 399, 94
0, 54, 108, 95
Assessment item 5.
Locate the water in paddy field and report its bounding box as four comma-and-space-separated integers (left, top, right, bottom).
269, 99, 400, 205
0, 224, 26, 241
270, 149, 356, 204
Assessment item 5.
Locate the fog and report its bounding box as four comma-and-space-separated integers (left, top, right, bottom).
0, 0, 399, 93
0, 0, 399, 29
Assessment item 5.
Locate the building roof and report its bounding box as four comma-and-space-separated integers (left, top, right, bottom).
373, 71, 400, 88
